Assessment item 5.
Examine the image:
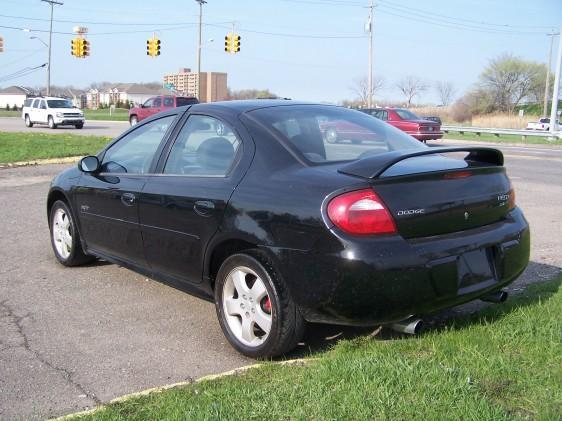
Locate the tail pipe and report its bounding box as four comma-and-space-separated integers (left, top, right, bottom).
480, 290, 508, 303
390, 317, 424, 335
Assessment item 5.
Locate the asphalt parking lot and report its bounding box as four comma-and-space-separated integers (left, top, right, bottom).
1, 143, 561, 420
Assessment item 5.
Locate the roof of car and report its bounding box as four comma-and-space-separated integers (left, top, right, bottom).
190, 99, 329, 114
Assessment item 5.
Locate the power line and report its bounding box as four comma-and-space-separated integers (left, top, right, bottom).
0, 63, 47, 83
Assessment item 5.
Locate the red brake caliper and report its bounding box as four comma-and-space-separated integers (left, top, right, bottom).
262, 296, 271, 314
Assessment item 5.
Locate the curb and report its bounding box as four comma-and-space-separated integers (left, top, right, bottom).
0, 156, 82, 169
51, 357, 314, 420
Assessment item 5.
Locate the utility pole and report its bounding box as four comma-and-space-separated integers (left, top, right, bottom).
549, 25, 562, 135
366, 0, 374, 108
41, 0, 63, 97
543, 32, 557, 117
195, 0, 207, 101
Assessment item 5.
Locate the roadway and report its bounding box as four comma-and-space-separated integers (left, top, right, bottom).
0, 117, 128, 138
0, 138, 561, 420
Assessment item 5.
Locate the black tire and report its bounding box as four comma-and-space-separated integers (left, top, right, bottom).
75, 122, 84, 129
48, 116, 57, 129
214, 250, 305, 359
49, 200, 95, 267
25, 114, 33, 127
129, 115, 138, 126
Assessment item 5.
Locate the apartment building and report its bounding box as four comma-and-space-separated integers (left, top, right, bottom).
163, 68, 228, 103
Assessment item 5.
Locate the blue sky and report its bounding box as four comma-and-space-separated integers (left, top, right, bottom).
0, 0, 560, 103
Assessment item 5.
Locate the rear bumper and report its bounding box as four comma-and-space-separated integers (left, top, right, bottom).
268, 207, 530, 326
409, 131, 444, 141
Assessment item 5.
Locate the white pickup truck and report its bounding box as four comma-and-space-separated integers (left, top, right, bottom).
22, 97, 85, 129
526, 117, 554, 131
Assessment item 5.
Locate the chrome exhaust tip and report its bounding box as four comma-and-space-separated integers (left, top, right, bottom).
390, 317, 424, 335
480, 290, 508, 303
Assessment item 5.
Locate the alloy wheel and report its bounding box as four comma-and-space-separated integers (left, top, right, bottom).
222, 266, 272, 347
52, 208, 73, 259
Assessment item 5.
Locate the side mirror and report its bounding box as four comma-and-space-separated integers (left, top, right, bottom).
78, 156, 100, 173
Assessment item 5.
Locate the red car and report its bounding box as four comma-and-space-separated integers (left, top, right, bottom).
360, 108, 443, 142
128, 95, 198, 125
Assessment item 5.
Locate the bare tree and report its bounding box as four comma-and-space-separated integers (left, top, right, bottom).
396, 76, 428, 107
435, 81, 456, 106
350, 75, 385, 107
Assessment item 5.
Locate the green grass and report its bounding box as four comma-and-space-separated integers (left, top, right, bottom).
0, 132, 111, 163
84, 108, 129, 121
444, 131, 560, 145
77, 277, 561, 420
0, 110, 20, 117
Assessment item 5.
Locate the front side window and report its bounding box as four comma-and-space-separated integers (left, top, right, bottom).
47, 99, 73, 108
164, 115, 240, 176
143, 98, 154, 108
101, 115, 176, 174
250, 105, 424, 164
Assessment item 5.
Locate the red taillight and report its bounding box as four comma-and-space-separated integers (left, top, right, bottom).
327, 189, 397, 235
443, 171, 472, 180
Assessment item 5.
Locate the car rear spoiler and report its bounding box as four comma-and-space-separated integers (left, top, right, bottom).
338, 147, 504, 179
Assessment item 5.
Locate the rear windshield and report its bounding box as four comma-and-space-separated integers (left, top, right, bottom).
395, 109, 421, 120
250, 105, 425, 164
47, 99, 73, 108
176, 97, 199, 107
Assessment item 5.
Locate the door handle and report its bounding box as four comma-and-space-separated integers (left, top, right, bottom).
121, 192, 136, 206
194, 200, 215, 217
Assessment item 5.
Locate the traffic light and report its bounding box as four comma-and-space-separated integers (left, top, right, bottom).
233, 35, 241, 53
71, 38, 80, 57
224, 33, 232, 53
0, 36, 4, 53
146, 37, 161, 57
78, 39, 90, 58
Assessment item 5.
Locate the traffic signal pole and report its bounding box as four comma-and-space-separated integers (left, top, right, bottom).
41, 0, 63, 96
195, 0, 207, 101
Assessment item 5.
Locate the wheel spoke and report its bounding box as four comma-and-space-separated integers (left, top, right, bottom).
225, 297, 243, 317
250, 278, 267, 301
254, 308, 272, 334
231, 270, 250, 295
240, 317, 255, 343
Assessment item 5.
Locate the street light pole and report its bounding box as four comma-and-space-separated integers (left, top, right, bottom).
195, 0, 207, 101
549, 25, 562, 135
41, 0, 63, 97
365, 0, 375, 108
543, 32, 557, 118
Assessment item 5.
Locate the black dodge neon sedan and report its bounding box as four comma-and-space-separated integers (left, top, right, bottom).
47, 100, 530, 358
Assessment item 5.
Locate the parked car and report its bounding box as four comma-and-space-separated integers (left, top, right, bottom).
360, 107, 443, 142
128, 95, 198, 126
525, 117, 560, 131
22, 97, 84, 129
47, 101, 529, 358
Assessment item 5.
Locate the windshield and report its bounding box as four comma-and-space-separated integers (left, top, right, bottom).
250, 105, 425, 164
47, 100, 74, 108
395, 109, 421, 120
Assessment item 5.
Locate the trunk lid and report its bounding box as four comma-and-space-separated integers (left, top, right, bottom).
338, 147, 513, 238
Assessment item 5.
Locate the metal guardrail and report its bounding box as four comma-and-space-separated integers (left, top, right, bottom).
442, 125, 562, 140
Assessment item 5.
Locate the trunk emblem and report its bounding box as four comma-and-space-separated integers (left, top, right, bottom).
464, 211, 469, 220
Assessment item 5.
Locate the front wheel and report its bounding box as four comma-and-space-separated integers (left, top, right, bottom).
75, 122, 84, 129
215, 251, 305, 358
25, 114, 33, 127
48, 116, 57, 129
50, 200, 94, 266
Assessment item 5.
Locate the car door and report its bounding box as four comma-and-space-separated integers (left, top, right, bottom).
30, 99, 40, 122
152, 97, 162, 115
37, 99, 48, 123
139, 114, 249, 284
139, 97, 154, 121
74, 115, 177, 266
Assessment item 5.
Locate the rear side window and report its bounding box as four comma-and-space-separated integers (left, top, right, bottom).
163, 97, 174, 107
176, 97, 199, 107
164, 115, 240, 176
250, 105, 424, 164
32, 99, 40, 108
153, 97, 162, 107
